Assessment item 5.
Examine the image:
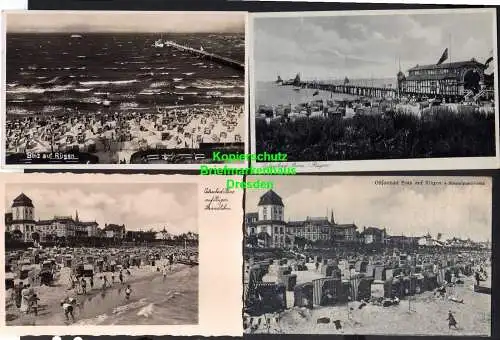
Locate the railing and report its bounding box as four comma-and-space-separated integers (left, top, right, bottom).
164, 41, 244, 71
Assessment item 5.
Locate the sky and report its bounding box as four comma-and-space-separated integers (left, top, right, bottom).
246, 176, 492, 242
5, 183, 198, 234
6, 11, 245, 33
253, 9, 495, 81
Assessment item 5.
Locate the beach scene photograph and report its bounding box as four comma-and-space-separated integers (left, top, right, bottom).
5, 182, 199, 326
251, 9, 497, 166
3, 11, 245, 166
243, 176, 492, 335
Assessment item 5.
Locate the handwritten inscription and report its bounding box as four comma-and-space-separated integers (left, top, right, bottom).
204, 187, 234, 210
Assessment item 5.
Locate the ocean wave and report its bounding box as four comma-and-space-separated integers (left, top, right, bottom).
151, 82, 170, 88
80, 80, 138, 86
113, 298, 149, 315
173, 78, 183, 82
7, 85, 74, 94
139, 90, 161, 95
175, 92, 198, 96
175, 86, 187, 89
220, 94, 244, 98
183, 72, 195, 76
75, 313, 109, 325
75, 88, 93, 92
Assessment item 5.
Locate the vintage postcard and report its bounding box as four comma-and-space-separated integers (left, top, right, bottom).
243, 176, 492, 336
1, 11, 248, 170
249, 8, 499, 172
1, 173, 243, 336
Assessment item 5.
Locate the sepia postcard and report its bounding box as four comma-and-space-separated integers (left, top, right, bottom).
249, 9, 499, 172
243, 176, 492, 336
1, 11, 248, 170
0, 173, 243, 336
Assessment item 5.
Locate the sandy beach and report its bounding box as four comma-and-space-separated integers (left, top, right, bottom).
6, 260, 198, 326
246, 262, 491, 336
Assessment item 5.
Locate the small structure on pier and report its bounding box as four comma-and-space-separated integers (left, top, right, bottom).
398, 59, 492, 102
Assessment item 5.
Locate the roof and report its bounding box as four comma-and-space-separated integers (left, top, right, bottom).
258, 190, 284, 207
245, 212, 258, 219
408, 60, 486, 72
104, 224, 125, 231
362, 227, 385, 234
334, 223, 357, 229
254, 220, 287, 226
12, 193, 34, 208
305, 217, 332, 225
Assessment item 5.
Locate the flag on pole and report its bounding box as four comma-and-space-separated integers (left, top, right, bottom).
485, 49, 494, 67
437, 48, 448, 65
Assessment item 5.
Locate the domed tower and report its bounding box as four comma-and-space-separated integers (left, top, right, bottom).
258, 190, 284, 221
256, 190, 286, 248
10, 193, 36, 242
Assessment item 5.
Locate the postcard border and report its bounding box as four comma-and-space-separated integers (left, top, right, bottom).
0, 10, 249, 171
0, 173, 243, 336
248, 8, 500, 172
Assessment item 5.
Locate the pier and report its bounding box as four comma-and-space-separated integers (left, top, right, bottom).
300, 82, 396, 98
165, 41, 244, 72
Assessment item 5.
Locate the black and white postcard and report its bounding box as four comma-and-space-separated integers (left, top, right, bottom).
1, 173, 243, 337
249, 9, 499, 172
1, 11, 247, 169
243, 176, 492, 336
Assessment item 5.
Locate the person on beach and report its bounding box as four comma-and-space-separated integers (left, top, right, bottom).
475, 271, 481, 286
90, 276, 94, 290
315, 262, 319, 271
81, 277, 87, 295
111, 274, 115, 283
447, 310, 458, 329
125, 285, 132, 300
102, 276, 108, 290
14, 281, 23, 309
119, 270, 124, 284
29, 293, 40, 316
61, 298, 76, 323
20, 284, 31, 314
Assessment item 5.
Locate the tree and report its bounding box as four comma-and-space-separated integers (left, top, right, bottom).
31, 232, 40, 244
5, 232, 12, 243
12, 230, 23, 241
246, 234, 258, 248
294, 236, 307, 249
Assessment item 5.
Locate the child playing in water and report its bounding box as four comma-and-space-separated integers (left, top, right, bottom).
61, 297, 77, 323
125, 285, 132, 300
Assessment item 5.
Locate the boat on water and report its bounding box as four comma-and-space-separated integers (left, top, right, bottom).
153, 39, 165, 48
152, 38, 176, 48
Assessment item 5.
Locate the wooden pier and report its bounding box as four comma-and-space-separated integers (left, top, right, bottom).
298, 81, 396, 98
165, 41, 244, 72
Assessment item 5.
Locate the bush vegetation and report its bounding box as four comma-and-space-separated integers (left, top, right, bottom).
255, 106, 496, 161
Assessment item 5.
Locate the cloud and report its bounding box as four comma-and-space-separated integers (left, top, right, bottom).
7, 11, 245, 33
5, 183, 198, 233
246, 176, 491, 242
253, 10, 494, 81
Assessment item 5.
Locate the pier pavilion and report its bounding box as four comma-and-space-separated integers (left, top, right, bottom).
398, 59, 492, 102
